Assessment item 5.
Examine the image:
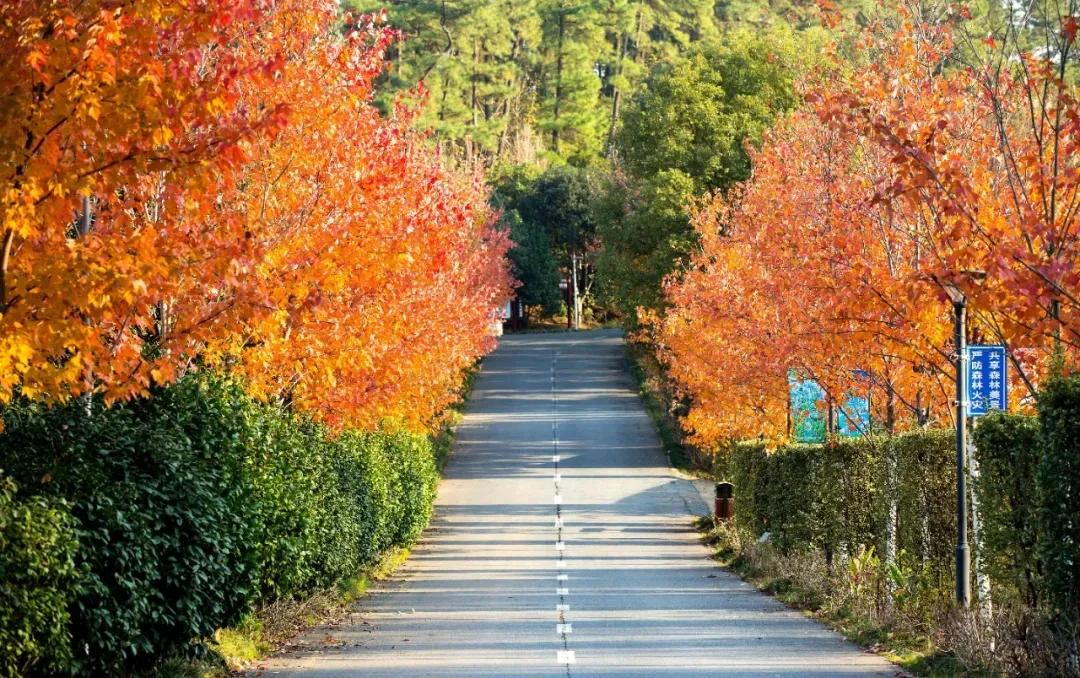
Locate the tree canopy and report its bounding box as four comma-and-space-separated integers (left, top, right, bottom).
597, 28, 802, 318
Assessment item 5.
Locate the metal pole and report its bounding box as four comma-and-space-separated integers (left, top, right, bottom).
954, 299, 970, 607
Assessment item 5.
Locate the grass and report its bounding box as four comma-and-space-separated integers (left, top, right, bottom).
695, 516, 962, 676
159, 546, 416, 677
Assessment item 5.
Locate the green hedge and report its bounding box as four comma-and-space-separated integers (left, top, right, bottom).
724, 376, 1080, 629
1037, 374, 1080, 624
972, 413, 1041, 606
0, 474, 80, 676
891, 429, 955, 579
0, 375, 441, 676
724, 432, 952, 565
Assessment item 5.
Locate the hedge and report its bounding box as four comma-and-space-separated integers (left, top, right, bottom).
0, 374, 441, 676
972, 413, 1041, 606
0, 474, 80, 677
1036, 373, 1080, 624
724, 432, 951, 564
723, 374, 1080, 629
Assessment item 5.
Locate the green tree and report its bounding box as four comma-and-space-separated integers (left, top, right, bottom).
495, 165, 597, 326
501, 211, 563, 314
348, 0, 546, 162
353, 0, 727, 166
597, 28, 801, 319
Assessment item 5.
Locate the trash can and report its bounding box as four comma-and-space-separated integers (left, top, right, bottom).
714, 482, 734, 522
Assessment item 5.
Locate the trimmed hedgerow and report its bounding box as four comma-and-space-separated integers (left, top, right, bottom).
0, 374, 441, 675
1036, 373, 1080, 625
0, 397, 257, 674
725, 432, 951, 562
972, 412, 1042, 607
0, 473, 80, 678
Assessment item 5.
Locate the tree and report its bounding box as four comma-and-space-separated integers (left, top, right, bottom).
491, 165, 563, 314
355, 0, 728, 166
503, 165, 597, 327
0, 0, 293, 406
597, 28, 801, 320
657, 3, 1080, 445
501, 211, 563, 313
0, 0, 514, 431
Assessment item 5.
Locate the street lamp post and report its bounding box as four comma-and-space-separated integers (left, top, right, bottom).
932, 272, 985, 608
950, 292, 970, 608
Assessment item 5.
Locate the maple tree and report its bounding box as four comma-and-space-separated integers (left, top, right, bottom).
656, 5, 1080, 445
0, 0, 513, 430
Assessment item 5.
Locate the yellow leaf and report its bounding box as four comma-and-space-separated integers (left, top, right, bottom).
152, 126, 174, 147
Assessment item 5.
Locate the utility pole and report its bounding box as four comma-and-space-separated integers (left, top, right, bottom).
953, 296, 970, 607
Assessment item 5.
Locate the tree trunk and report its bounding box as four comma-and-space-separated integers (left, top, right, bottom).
552, 9, 565, 153
78, 195, 93, 416
968, 428, 993, 619
471, 41, 479, 129
569, 251, 581, 330
884, 379, 898, 579
606, 27, 629, 157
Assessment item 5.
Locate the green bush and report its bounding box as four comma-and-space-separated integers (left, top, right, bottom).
0, 399, 255, 674
972, 413, 1041, 606
817, 438, 880, 556
727, 432, 952, 571
1036, 373, 1080, 624
381, 432, 439, 547
0, 473, 79, 677
727, 440, 768, 537
0, 373, 443, 675
334, 431, 394, 564
890, 429, 954, 581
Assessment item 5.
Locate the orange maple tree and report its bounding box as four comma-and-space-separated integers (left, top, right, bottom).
0, 0, 513, 430
657, 8, 1080, 445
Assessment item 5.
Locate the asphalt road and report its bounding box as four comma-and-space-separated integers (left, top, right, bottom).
258, 329, 899, 677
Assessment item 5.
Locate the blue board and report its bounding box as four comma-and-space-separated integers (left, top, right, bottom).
837, 394, 870, 437
966, 345, 1007, 416
789, 371, 826, 443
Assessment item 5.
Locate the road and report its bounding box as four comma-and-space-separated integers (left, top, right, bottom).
258, 329, 899, 677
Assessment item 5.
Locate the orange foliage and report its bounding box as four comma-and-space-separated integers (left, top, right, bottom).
0, 0, 512, 430
657, 12, 1080, 445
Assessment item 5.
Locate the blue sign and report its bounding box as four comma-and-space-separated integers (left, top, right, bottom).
837, 394, 870, 437
789, 372, 826, 443
966, 345, 1007, 416
837, 369, 872, 437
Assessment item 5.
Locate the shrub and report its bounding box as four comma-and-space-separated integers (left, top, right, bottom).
0, 473, 80, 677
381, 432, 439, 547
333, 431, 393, 564
727, 440, 768, 537
890, 429, 954, 582
972, 413, 1041, 606
0, 374, 443, 675
0, 399, 255, 674
1036, 372, 1080, 625
817, 437, 880, 557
